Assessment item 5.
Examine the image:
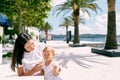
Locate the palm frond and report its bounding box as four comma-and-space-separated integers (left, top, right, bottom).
52, 1, 73, 16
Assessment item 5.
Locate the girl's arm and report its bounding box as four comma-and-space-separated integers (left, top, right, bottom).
53, 65, 61, 76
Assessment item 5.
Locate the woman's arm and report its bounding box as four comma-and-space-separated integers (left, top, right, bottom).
17, 64, 42, 76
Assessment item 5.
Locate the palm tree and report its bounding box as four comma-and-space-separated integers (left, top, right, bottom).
60, 16, 85, 43
104, 0, 117, 49
59, 17, 73, 43
53, 0, 99, 44
40, 22, 52, 40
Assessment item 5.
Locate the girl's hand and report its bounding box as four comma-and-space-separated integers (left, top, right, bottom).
53, 65, 61, 76
32, 62, 42, 72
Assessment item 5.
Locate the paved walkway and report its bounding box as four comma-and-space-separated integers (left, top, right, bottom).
1, 41, 120, 80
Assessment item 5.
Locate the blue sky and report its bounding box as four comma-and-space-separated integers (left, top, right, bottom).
46, 0, 120, 35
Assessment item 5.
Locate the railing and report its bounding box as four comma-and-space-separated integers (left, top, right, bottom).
86, 43, 120, 48
85, 43, 105, 48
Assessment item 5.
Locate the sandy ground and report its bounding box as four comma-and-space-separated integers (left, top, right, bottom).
1, 41, 120, 80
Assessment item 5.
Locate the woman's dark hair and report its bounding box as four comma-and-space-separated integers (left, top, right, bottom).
11, 33, 32, 71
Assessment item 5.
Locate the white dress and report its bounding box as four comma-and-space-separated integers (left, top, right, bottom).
18, 42, 45, 76
43, 61, 62, 80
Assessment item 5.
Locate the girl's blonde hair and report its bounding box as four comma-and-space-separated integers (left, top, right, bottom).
43, 46, 55, 56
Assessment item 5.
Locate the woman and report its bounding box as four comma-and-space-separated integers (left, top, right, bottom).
11, 33, 45, 76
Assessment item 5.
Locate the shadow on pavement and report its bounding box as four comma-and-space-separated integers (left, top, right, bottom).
55, 52, 109, 69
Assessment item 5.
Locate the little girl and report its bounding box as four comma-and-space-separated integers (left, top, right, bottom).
40, 46, 62, 80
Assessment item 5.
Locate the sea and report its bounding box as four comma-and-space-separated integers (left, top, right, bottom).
52, 35, 120, 43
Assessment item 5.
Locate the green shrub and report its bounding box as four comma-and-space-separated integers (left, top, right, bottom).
2, 51, 12, 58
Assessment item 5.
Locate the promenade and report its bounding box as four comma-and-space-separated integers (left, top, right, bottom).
1, 41, 120, 80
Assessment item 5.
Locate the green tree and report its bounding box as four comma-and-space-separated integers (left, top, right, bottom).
104, 0, 117, 49
53, 0, 99, 44
60, 15, 85, 43
39, 22, 52, 40
60, 17, 73, 43
0, 0, 51, 35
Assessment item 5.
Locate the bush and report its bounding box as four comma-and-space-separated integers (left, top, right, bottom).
2, 35, 7, 44
2, 51, 12, 58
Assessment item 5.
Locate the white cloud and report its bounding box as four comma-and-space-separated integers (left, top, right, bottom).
96, 14, 107, 24
90, 14, 107, 34
94, 22, 107, 34
80, 11, 90, 20
79, 25, 93, 34
50, 0, 66, 7
77, 14, 107, 34
49, 27, 66, 35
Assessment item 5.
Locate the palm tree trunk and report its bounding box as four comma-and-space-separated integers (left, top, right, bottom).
45, 30, 48, 40
18, 8, 22, 34
104, 0, 117, 49
73, 9, 80, 44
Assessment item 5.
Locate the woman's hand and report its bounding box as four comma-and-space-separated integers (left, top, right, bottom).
17, 61, 43, 76
53, 65, 61, 76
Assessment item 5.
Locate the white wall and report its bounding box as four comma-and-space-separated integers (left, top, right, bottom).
0, 27, 3, 36
0, 27, 3, 64
0, 44, 2, 64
